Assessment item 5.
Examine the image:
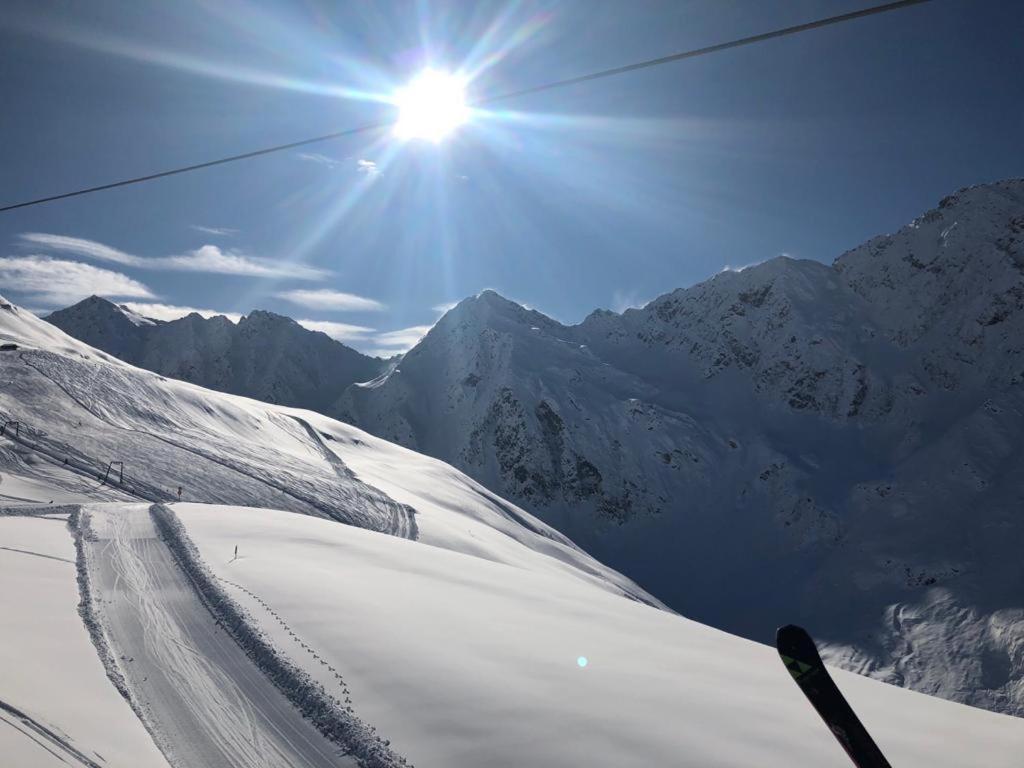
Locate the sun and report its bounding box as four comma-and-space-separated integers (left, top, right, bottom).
393, 69, 469, 142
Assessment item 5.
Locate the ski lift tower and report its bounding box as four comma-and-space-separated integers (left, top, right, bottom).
102, 461, 124, 485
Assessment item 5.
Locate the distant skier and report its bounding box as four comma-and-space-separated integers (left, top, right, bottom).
234, 545, 238, 560
177, 486, 182, 501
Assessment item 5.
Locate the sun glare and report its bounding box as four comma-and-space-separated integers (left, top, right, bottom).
394, 69, 469, 142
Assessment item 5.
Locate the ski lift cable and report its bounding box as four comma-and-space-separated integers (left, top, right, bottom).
473, 0, 933, 106
0, 0, 933, 214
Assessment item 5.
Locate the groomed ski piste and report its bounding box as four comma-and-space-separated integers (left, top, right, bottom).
1, 293, 1023, 767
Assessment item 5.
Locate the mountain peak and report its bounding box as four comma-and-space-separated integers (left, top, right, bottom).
452, 289, 523, 314
439, 290, 560, 335
47, 295, 157, 327
243, 309, 295, 325
476, 288, 510, 303
77, 295, 119, 311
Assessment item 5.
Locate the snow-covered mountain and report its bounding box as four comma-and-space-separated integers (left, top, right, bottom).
1, 295, 641, 602
336, 179, 1024, 716
3, 294, 1024, 767
46, 296, 384, 412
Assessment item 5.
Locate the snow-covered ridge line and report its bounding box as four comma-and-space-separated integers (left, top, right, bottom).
149, 503, 411, 768
44, 297, 387, 413
0, 503, 79, 517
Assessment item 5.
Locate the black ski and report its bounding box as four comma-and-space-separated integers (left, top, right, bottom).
776, 624, 892, 768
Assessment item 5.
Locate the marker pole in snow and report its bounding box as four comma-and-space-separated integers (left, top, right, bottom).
102, 461, 124, 485
776, 625, 892, 768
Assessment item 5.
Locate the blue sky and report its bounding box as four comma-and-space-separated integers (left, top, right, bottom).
1, 0, 1022, 356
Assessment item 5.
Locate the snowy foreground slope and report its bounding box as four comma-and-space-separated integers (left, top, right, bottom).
0, 512, 171, 768
112, 503, 1024, 767
1, 293, 1023, 765
336, 179, 1024, 715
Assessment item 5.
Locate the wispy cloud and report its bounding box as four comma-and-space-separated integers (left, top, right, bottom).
295, 319, 376, 343
19, 233, 328, 280
356, 159, 380, 178
611, 290, 651, 314
432, 301, 459, 314
297, 152, 345, 169
161, 246, 327, 279
331, 325, 433, 359
0, 256, 155, 306
298, 154, 380, 179
360, 348, 405, 360
276, 288, 386, 312
120, 302, 242, 323
189, 225, 238, 237
301, 321, 433, 356
720, 255, 783, 273
20, 233, 137, 265
371, 325, 433, 352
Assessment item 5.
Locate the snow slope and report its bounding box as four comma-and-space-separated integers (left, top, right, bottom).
0, 293, 649, 604
176, 502, 1024, 768
0, 293, 660, 765
82, 503, 360, 768
3, 290, 1024, 766
0, 513, 170, 768
334, 179, 1024, 715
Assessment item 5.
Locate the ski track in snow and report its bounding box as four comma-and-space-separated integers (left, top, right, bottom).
84, 504, 355, 768
0, 697, 104, 768
11, 352, 418, 540
218, 577, 356, 707
0, 545, 74, 564
0, 400, 169, 503
292, 416, 418, 541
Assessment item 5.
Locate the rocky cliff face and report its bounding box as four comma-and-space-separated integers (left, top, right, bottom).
46, 300, 384, 412
336, 179, 1024, 715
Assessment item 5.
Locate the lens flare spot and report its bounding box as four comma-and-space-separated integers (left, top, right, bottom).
393, 69, 469, 142
577, 656, 588, 668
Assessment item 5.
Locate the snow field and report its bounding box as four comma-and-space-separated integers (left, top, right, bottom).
0, 514, 170, 767
176, 503, 1024, 768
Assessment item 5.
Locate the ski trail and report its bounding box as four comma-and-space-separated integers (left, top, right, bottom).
83, 505, 355, 768
0, 697, 104, 768
0, 403, 169, 503
291, 417, 418, 541
0, 545, 74, 564
14, 354, 414, 537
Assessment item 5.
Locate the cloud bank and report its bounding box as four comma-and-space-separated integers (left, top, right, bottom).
295, 319, 376, 343
20, 233, 328, 280
276, 288, 386, 312
0, 255, 155, 306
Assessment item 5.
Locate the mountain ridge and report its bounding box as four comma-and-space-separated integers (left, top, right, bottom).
335, 177, 1024, 716
45, 297, 386, 412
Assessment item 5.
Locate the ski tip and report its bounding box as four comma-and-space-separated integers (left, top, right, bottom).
776, 624, 823, 664
776, 624, 808, 646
